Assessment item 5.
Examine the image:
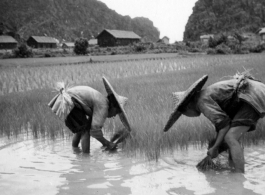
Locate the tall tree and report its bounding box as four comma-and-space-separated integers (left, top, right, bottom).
184, 0, 265, 41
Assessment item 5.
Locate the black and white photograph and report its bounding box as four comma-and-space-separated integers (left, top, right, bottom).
0, 0, 265, 194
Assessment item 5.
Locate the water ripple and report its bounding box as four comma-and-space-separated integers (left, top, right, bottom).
0, 137, 264, 195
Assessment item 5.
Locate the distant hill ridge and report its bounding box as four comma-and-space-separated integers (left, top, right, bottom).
0, 0, 160, 42
184, 0, 265, 41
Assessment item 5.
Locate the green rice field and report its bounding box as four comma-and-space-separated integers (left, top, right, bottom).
1, 53, 265, 160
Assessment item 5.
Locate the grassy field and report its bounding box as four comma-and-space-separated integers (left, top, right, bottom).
1, 53, 265, 159
0, 54, 208, 95
0, 53, 181, 67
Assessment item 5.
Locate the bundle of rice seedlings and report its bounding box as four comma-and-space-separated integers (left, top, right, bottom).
233, 69, 256, 81
196, 156, 218, 171
196, 139, 229, 171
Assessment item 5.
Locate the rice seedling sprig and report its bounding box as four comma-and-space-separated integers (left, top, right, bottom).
196, 156, 218, 171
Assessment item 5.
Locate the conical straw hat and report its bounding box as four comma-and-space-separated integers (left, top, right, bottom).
102, 77, 131, 132
163, 75, 208, 132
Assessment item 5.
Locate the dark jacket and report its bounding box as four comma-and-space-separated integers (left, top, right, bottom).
196, 78, 265, 131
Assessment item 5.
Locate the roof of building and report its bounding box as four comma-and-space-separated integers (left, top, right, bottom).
29, 36, 57, 43
259, 28, 265, 34
162, 36, 169, 40
157, 36, 170, 43
62, 42, 75, 47
97, 29, 141, 39
200, 34, 214, 39
0, 35, 18, 43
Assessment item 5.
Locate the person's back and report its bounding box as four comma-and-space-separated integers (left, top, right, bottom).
67, 86, 108, 117
238, 79, 265, 116
200, 79, 237, 103
198, 78, 265, 118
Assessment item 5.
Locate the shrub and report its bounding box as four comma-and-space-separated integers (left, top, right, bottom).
232, 31, 248, 46
189, 41, 203, 49
208, 34, 228, 48
206, 48, 217, 55
74, 38, 88, 55
149, 43, 155, 50
208, 37, 217, 48
44, 53, 56, 57
1, 51, 14, 59
250, 43, 265, 53
133, 43, 146, 52
175, 43, 188, 51
63, 48, 69, 54
233, 45, 250, 54
13, 43, 33, 58
226, 40, 238, 51
188, 47, 201, 53
215, 43, 232, 54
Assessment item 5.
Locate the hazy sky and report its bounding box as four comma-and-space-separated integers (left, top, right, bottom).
99, 0, 197, 43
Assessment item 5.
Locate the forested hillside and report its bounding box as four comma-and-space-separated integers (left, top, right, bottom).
0, 0, 160, 42
184, 0, 265, 41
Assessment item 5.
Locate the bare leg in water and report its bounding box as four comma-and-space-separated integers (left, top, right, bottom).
72, 132, 82, 148
72, 131, 91, 153
224, 126, 249, 173
81, 131, 90, 153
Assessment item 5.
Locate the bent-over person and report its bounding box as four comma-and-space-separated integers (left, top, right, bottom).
48, 77, 131, 153
163, 72, 265, 173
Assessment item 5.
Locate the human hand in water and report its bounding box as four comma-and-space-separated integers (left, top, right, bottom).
207, 147, 219, 159
97, 137, 117, 150
106, 142, 117, 150
110, 129, 130, 145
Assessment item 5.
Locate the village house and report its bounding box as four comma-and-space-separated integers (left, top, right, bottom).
27, 36, 57, 48
62, 42, 75, 49
258, 28, 265, 42
96, 29, 141, 47
200, 34, 214, 44
0, 35, 18, 49
88, 38, 98, 46
157, 36, 170, 44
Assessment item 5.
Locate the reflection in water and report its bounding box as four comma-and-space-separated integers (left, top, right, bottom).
0, 137, 75, 195
244, 146, 265, 195
0, 136, 264, 195
122, 162, 215, 195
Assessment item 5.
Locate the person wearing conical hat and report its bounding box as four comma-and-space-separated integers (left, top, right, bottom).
163, 72, 265, 173
48, 77, 131, 153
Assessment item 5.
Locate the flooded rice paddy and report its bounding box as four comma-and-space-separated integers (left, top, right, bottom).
1, 135, 264, 195
1, 54, 265, 194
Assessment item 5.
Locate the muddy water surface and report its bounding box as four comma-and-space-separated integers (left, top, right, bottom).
0, 137, 264, 195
